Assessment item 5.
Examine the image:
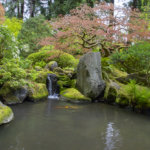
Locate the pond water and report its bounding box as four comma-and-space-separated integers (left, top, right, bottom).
0, 100, 150, 150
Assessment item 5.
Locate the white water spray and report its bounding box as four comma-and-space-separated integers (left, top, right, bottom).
47, 76, 59, 100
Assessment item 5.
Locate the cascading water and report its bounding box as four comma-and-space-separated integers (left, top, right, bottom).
47, 74, 59, 99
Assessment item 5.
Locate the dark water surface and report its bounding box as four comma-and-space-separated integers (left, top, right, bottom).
0, 100, 150, 150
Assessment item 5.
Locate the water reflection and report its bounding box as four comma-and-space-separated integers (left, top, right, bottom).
104, 122, 120, 150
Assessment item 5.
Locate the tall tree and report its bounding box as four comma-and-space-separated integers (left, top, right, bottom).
0, 3, 5, 24
40, 3, 150, 57
3, 0, 25, 19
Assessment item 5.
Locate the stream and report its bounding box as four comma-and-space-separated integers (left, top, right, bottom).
0, 100, 150, 150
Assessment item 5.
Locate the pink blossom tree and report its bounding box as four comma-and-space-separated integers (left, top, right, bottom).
40, 2, 150, 57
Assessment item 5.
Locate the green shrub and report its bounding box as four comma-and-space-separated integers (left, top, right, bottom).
111, 41, 150, 85
27, 68, 53, 83
18, 15, 52, 56
0, 25, 19, 59
111, 42, 150, 73
3, 17, 23, 38
126, 80, 150, 110
116, 80, 150, 111
28, 49, 78, 68
0, 59, 27, 87
56, 53, 78, 68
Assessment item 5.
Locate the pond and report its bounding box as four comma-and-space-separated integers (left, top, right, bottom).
0, 100, 150, 150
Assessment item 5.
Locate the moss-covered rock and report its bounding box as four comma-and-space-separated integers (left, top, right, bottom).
115, 83, 130, 107
0, 102, 14, 125
104, 81, 120, 104
54, 67, 65, 75
45, 61, 58, 71
57, 75, 73, 91
28, 82, 48, 102
0, 82, 28, 105
60, 88, 91, 103
104, 79, 150, 111
35, 66, 42, 71
28, 50, 78, 68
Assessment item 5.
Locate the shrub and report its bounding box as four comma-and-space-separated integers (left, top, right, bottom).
3, 17, 23, 38
0, 59, 27, 87
111, 41, 150, 85
111, 41, 150, 73
28, 49, 78, 68
18, 15, 52, 56
125, 80, 150, 111
0, 26, 19, 59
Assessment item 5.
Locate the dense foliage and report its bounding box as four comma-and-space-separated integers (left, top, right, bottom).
111, 42, 150, 85
0, 26, 19, 59
40, 3, 150, 56
18, 15, 52, 56
3, 0, 98, 19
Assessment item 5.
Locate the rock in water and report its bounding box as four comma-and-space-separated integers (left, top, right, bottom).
0, 83, 28, 105
76, 52, 105, 99
0, 102, 14, 125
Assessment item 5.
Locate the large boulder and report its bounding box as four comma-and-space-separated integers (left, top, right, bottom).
0, 82, 28, 105
76, 52, 105, 99
0, 102, 14, 125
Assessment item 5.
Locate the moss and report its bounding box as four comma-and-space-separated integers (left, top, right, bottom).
35, 61, 46, 68
28, 82, 48, 102
111, 67, 128, 78
35, 70, 54, 83
56, 53, 78, 68
28, 50, 78, 68
54, 67, 64, 74
57, 75, 72, 91
104, 81, 119, 104
103, 59, 150, 111
60, 88, 91, 102
71, 79, 76, 88
0, 81, 28, 104
35, 66, 42, 71
115, 83, 130, 107
27, 68, 53, 83
105, 81, 150, 110
0, 103, 13, 125
48, 61, 57, 67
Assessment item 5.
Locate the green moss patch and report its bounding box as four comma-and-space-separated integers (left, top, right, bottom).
0, 103, 14, 125
28, 50, 78, 68
28, 82, 48, 102
0, 82, 28, 104
60, 88, 91, 102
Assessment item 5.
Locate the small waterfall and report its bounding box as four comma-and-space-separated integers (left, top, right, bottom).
47, 74, 59, 100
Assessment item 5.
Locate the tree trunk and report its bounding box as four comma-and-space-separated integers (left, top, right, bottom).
132, 0, 138, 9
86, 0, 94, 7
29, 0, 36, 17
20, 0, 24, 18
17, 0, 20, 18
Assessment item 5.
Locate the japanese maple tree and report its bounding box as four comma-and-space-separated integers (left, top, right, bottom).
40, 2, 150, 56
